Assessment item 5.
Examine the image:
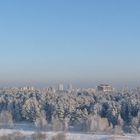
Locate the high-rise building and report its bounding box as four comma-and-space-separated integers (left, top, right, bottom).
67, 84, 73, 92
58, 84, 64, 91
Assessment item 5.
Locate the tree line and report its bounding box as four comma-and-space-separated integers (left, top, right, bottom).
0, 88, 140, 133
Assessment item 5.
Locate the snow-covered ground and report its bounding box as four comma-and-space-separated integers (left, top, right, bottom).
0, 129, 139, 140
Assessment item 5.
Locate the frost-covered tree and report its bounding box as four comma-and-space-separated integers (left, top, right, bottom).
22, 97, 41, 121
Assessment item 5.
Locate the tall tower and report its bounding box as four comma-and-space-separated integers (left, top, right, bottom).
67, 84, 73, 92
58, 84, 64, 91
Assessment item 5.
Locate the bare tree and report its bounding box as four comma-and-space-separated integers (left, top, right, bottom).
34, 111, 47, 130
52, 133, 66, 140
52, 117, 64, 131
0, 111, 14, 128
31, 132, 46, 140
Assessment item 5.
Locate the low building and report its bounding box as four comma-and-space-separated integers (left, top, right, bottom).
97, 84, 114, 92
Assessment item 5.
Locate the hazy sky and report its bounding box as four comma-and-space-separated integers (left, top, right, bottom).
0, 0, 140, 87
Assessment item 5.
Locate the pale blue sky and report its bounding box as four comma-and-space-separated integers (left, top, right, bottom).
0, 0, 140, 87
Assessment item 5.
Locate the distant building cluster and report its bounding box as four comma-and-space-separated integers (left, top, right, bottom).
46, 83, 114, 93
20, 86, 35, 91
0, 83, 115, 93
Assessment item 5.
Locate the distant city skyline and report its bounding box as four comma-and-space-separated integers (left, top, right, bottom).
0, 0, 140, 87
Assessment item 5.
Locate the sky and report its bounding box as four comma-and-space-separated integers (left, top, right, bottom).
0, 0, 140, 88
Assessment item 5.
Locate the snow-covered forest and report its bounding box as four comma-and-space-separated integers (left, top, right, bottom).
0, 87, 140, 134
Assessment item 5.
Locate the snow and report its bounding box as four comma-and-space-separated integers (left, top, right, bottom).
0, 129, 139, 140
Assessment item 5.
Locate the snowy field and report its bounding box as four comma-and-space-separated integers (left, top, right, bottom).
0, 129, 139, 140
